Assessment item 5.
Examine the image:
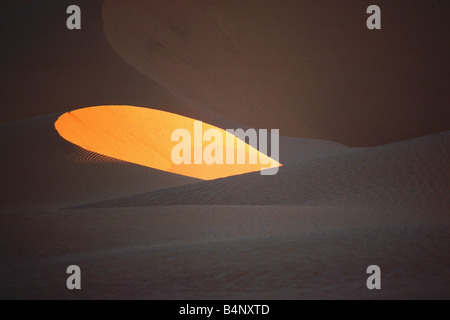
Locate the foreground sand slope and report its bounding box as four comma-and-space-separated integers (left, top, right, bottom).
1, 205, 449, 299
0, 132, 448, 299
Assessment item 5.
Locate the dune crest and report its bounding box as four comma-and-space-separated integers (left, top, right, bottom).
55, 105, 281, 180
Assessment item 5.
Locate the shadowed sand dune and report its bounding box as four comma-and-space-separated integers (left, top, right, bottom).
78, 131, 450, 214
0, 111, 347, 209
103, 0, 450, 146
1, 128, 449, 298
1, 205, 449, 299
1, 121, 448, 299
1, 0, 449, 300
1, 131, 443, 299
0, 0, 223, 127
0, 114, 198, 209
3, 0, 448, 145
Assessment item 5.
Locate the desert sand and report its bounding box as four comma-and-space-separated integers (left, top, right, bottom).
0, 0, 449, 300
1, 115, 448, 299
102, 0, 450, 146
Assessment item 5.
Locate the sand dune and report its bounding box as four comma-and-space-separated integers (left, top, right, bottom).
103, 0, 450, 146
1, 205, 449, 299
1, 121, 448, 299
78, 131, 450, 214
0, 114, 198, 209
3, 0, 448, 145
2, 127, 449, 298
54, 105, 281, 180
0, 110, 347, 209
0, 0, 222, 127
1, 0, 448, 300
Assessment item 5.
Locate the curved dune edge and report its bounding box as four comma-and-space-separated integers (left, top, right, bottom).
55, 105, 281, 180
101, 0, 316, 139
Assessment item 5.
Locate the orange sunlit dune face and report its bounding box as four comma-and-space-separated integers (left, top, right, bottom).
55, 106, 281, 180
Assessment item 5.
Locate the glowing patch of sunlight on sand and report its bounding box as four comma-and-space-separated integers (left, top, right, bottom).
55, 106, 281, 180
